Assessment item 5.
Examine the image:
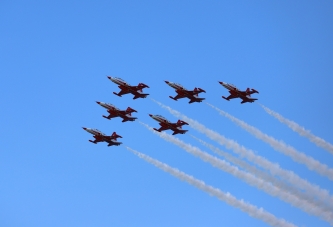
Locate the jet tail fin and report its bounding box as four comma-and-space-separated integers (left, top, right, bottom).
138, 83, 149, 88
111, 132, 122, 139
177, 120, 189, 126
126, 107, 137, 113
252, 88, 259, 94
194, 87, 206, 93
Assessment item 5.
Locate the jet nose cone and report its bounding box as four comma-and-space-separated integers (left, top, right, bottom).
219, 81, 223, 84
149, 114, 153, 117
82, 127, 87, 130
107, 76, 111, 79
165, 80, 169, 84
96, 101, 101, 104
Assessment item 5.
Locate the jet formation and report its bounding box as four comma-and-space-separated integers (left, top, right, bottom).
83, 77, 259, 147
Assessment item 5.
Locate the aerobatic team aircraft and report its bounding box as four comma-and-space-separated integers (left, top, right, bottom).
96, 101, 137, 122
149, 114, 189, 135
165, 81, 206, 103
219, 81, 259, 104
108, 76, 149, 99
82, 127, 122, 146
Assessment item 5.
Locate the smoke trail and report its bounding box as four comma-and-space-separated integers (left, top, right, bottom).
260, 104, 333, 155
150, 99, 333, 208
140, 122, 333, 223
191, 135, 333, 212
126, 146, 298, 227
207, 103, 333, 181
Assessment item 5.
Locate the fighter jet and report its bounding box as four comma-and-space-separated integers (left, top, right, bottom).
107, 76, 149, 99
96, 101, 137, 122
82, 127, 122, 146
149, 114, 189, 135
165, 81, 206, 103
219, 81, 259, 104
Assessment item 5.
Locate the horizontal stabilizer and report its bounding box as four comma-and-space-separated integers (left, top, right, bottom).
122, 117, 137, 122
172, 130, 188, 135
189, 98, 205, 103
133, 94, 149, 99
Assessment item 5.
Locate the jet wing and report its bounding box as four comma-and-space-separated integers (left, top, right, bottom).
170, 93, 186, 100
103, 113, 119, 119
114, 87, 131, 97
154, 124, 170, 132
222, 94, 239, 101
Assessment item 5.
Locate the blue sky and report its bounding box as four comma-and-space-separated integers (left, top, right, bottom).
1, 1, 333, 226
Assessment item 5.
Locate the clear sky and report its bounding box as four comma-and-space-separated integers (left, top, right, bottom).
1, 1, 333, 226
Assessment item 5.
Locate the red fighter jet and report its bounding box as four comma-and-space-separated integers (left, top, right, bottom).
149, 114, 189, 135
96, 101, 137, 122
219, 81, 259, 104
165, 81, 206, 103
107, 76, 149, 99
82, 127, 122, 146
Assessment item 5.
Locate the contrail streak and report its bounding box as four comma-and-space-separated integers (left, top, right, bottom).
140, 122, 333, 223
126, 146, 298, 227
260, 104, 333, 155
191, 135, 333, 213
151, 99, 333, 208
207, 103, 333, 181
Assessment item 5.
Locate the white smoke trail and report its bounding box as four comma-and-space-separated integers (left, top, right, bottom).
260, 104, 333, 155
151, 99, 333, 208
126, 146, 298, 227
140, 122, 333, 223
191, 135, 333, 213
207, 103, 333, 181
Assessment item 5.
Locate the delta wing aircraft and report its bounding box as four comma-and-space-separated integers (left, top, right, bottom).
82, 127, 122, 146
165, 81, 206, 103
96, 101, 137, 122
108, 76, 149, 99
149, 114, 189, 135
219, 81, 259, 104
